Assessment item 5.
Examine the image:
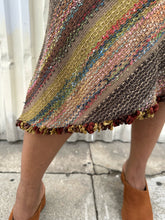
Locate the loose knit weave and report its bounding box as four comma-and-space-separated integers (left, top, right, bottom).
16, 0, 165, 135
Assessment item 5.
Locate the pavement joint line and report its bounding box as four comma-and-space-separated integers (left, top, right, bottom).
90, 175, 99, 220
1, 170, 165, 177
88, 143, 96, 174
93, 163, 110, 171
88, 143, 99, 219
93, 163, 165, 176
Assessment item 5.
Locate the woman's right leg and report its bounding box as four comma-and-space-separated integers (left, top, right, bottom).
12, 131, 72, 220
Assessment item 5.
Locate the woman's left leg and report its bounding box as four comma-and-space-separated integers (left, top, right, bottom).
123, 101, 165, 190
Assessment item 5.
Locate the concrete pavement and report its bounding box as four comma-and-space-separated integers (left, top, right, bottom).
0, 140, 165, 220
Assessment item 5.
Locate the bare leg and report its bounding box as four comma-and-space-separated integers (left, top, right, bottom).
13, 131, 72, 220
123, 102, 165, 190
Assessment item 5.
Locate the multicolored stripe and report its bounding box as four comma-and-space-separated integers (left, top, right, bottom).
16, 0, 165, 135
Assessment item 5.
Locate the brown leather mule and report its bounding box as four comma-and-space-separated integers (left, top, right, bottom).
120, 167, 153, 220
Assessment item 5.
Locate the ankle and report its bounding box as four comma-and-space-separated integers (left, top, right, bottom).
13, 181, 44, 220
124, 159, 146, 190
19, 178, 43, 190
125, 171, 146, 190
123, 158, 146, 190
16, 181, 41, 201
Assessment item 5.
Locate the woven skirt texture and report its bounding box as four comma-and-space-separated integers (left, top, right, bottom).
16, 0, 165, 135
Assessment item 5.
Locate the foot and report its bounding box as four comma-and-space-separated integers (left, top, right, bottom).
122, 159, 146, 191
12, 181, 45, 220
121, 160, 153, 220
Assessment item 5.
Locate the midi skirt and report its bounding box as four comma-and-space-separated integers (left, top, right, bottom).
16, 0, 165, 135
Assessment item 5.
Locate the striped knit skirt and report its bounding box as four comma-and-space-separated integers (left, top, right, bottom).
16, 0, 165, 135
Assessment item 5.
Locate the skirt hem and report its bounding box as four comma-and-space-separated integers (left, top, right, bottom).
15, 95, 164, 135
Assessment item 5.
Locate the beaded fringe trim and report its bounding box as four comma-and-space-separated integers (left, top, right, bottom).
15, 96, 164, 135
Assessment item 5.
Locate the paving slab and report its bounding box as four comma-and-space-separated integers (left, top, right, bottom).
93, 174, 165, 220
0, 141, 94, 174
0, 173, 96, 220
93, 174, 123, 220
1, 140, 165, 220
90, 141, 165, 175
47, 141, 94, 174
148, 175, 165, 220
